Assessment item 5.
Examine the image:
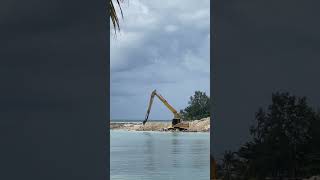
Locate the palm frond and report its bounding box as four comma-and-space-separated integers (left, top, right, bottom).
110, 0, 124, 33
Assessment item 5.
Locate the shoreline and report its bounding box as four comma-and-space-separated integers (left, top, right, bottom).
111, 129, 210, 134
110, 117, 210, 132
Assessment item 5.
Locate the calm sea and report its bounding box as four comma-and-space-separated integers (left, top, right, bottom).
111, 130, 210, 180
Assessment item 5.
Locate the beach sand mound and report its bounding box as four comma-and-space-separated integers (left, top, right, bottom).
111, 117, 210, 132
110, 122, 171, 131
135, 122, 171, 131
187, 117, 210, 132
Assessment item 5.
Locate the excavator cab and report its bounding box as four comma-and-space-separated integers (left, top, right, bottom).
172, 118, 181, 126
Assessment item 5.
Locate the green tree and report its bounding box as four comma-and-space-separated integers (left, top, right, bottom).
303, 110, 320, 175
180, 91, 210, 120
216, 151, 247, 180
237, 92, 320, 179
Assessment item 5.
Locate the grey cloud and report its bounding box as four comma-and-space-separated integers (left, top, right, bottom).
110, 0, 210, 119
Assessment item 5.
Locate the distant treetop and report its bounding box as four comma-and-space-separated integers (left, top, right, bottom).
180, 91, 210, 120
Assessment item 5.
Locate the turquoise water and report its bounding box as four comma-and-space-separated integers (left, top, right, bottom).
111, 130, 209, 180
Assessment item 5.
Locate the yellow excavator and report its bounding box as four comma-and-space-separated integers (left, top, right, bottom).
143, 89, 189, 131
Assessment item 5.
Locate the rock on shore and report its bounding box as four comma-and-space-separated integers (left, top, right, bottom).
110, 117, 210, 132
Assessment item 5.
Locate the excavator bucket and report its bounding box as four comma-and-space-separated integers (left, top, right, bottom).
143, 114, 149, 125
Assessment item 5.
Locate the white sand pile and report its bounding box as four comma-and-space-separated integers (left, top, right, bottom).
134, 122, 171, 131
110, 122, 171, 131
187, 117, 210, 132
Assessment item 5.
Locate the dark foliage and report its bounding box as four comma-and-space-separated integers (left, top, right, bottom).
219, 92, 320, 179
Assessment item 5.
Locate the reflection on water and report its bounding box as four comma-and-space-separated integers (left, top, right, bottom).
171, 133, 181, 168
144, 132, 155, 172
111, 130, 209, 180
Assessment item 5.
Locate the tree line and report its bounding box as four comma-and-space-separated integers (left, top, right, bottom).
217, 92, 320, 180
180, 91, 210, 120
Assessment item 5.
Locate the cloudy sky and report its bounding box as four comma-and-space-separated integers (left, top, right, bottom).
110, 0, 210, 120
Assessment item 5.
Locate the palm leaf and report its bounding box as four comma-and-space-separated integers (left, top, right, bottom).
110, 0, 124, 33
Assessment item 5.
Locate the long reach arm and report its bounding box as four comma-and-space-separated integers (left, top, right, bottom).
143, 90, 181, 125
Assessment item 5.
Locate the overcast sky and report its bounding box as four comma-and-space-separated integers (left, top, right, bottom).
110, 0, 210, 120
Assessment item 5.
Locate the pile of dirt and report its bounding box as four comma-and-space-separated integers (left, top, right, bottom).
110, 122, 171, 131
110, 122, 136, 129
110, 117, 210, 132
135, 122, 171, 131
187, 117, 210, 132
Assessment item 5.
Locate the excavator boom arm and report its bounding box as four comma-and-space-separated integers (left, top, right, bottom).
143, 92, 155, 124
143, 90, 180, 125
154, 93, 180, 118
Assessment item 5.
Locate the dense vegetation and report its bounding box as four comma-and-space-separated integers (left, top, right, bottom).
180, 91, 210, 120
218, 92, 320, 180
